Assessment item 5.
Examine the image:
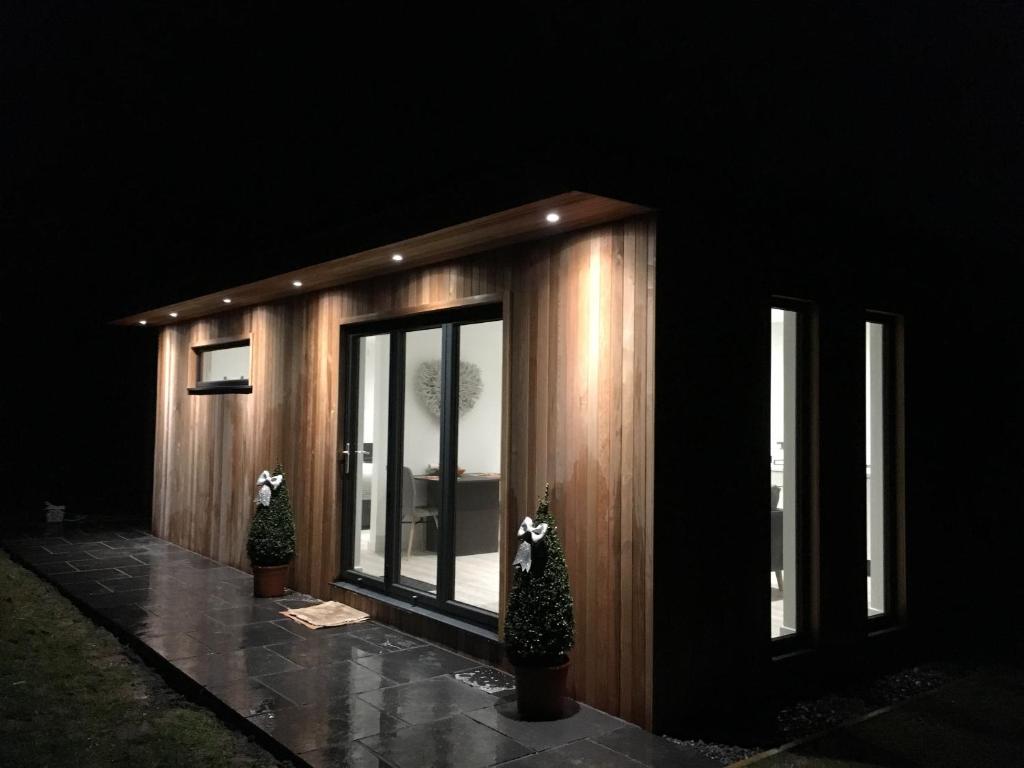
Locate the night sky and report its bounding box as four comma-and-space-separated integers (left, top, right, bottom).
3, 3, 1023, 520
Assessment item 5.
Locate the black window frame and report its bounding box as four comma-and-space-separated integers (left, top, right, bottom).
338, 302, 503, 631
188, 337, 253, 395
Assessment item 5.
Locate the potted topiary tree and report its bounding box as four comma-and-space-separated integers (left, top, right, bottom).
504, 484, 575, 720
247, 464, 296, 598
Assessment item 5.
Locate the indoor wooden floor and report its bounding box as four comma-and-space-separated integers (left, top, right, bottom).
354, 530, 500, 613
770, 574, 790, 639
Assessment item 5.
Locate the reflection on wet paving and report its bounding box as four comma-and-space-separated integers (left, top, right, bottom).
4, 526, 714, 768
266, 634, 383, 667
358, 675, 497, 725
360, 714, 530, 768
259, 661, 392, 706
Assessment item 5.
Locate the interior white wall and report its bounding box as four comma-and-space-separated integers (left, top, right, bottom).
866, 324, 872, 562
400, 321, 503, 475
780, 310, 798, 633
770, 311, 785, 465
362, 336, 377, 433
457, 320, 503, 474
403, 327, 444, 474
867, 321, 886, 612
865, 326, 873, 467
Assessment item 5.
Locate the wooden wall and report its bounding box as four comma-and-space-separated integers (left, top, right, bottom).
152, 215, 655, 725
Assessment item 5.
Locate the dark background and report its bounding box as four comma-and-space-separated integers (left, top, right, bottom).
3, 2, 1023, 652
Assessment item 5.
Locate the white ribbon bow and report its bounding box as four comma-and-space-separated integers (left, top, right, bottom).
512, 516, 548, 573
255, 470, 283, 507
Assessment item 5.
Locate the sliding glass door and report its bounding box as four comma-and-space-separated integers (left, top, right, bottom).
340, 306, 503, 627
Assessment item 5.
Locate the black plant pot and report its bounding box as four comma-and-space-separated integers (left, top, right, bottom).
513, 656, 570, 720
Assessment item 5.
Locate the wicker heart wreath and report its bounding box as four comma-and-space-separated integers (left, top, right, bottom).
416, 359, 483, 417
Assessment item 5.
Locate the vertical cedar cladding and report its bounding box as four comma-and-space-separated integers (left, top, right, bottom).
152, 215, 655, 725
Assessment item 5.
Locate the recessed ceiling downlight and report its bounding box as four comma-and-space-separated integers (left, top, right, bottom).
222, 298, 232, 304
392, 253, 404, 262
292, 280, 303, 287
169, 312, 178, 318
139, 320, 147, 325
545, 212, 560, 223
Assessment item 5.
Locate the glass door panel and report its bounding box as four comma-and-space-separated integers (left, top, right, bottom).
349, 333, 389, 581
397, 327, 443, 595
453, 320, 503, 612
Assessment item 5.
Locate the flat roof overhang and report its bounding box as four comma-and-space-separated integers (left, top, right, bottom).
115, 191, 651, 326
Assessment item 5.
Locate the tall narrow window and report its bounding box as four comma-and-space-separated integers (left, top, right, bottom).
770, 307, 802, 639
865, 319, 893, 617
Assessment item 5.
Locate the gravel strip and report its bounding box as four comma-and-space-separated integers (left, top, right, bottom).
665, 661, 970, 765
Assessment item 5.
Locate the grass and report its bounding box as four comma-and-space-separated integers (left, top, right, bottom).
0, 550, 283, 768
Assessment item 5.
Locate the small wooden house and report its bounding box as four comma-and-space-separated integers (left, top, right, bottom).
120, 192, 658, 726
122, 189, 923, 734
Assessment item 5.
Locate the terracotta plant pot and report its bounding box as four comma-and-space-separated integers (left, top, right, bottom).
513, 657, 570, 720
252, 563, 289, 597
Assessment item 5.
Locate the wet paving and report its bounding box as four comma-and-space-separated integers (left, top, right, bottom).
3, 526, 716, 767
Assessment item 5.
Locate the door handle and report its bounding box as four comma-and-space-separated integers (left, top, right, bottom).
340, 442, 368, 473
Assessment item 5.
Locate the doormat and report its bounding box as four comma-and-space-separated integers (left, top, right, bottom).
279, 601, 369, 629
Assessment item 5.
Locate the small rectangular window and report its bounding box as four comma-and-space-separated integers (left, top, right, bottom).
189, 340, 251, 394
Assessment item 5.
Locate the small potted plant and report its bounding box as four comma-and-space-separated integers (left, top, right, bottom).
504, 484, 575, 720
247, 464, 296, 597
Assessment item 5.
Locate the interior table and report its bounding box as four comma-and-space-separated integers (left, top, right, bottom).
416, 473, 500, 555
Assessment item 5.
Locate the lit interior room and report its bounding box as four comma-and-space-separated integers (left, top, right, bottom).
770, 312, 892, 638
770, 308, 799, 639
350, 319, 503, 614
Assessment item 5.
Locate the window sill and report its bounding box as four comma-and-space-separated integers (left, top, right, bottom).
187, 384, 253, 395
867, 618, 906, 639
771, 644, 816, 664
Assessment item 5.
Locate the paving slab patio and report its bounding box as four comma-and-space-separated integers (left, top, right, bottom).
4, 525, 715, 768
